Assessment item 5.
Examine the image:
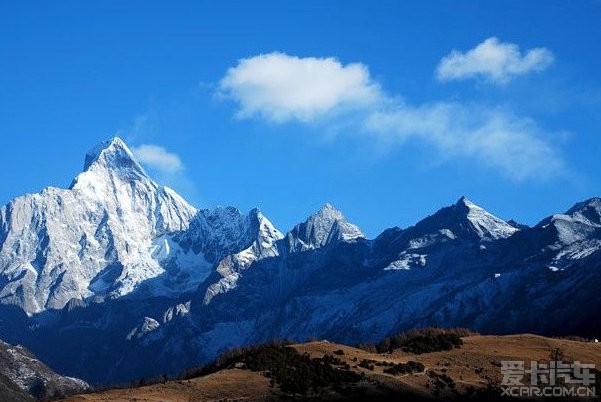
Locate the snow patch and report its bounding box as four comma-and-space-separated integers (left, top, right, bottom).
384, 253, 427, 270
127, 317, 160, 340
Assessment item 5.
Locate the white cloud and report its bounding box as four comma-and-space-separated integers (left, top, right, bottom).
218, 52, 383, 123
132, 144, 183, 174
365, 103, 563, 181
218, 51, 565, 181
436, 37, 554, 84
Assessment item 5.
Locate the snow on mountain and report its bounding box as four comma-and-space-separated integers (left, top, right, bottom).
458, 196, 519, 239
149, 205, 284, 303
162, 301, 191, 323
200, 209, 283, 304
565, 197, 601, 226
71, 137, 196, 234
1, 136, 600, 387
541, 198, 601, 242
0, 137, 197, 314
523, 197, 601, 265
285, 203, 364, 252
0, 338, 89, 399
410, 196, 518, 242
373, 197, 518, 271
171, 206, 282, 263
127, 317, 161, 340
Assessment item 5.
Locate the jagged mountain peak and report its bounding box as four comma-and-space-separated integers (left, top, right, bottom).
0, 137, 197, 313
83, 137, 145, 174
410, 197, 518, 241
454, 196, 490, 214
321, 202, 339, 211
533, 197, 601, 246
565, 197, 601, 226
248, 208, 284, 240
456, 197, 518, 239
455, 195, 475, 207
286, 203, 364, 252
309, 203, 344, 222
539, 197, 601, 227
70, 137, 152, 196
169, 205, 282, 265
310, 203, 348, 222
193, 206, 281, 237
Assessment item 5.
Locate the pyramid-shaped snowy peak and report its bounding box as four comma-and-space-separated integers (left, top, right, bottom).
286, 203, 365, 252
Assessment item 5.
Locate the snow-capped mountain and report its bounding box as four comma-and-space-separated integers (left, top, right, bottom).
0, 137, 599, 386
285, 203, 364, 252
394, 196, 517, 245
164, 206, 284, 304
0, 138, 197, 314
369, 196, 517, 271
507, 197, 601, 266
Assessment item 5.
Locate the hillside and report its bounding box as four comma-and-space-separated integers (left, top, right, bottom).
62, 333, 601, 401
0, 339, 88, 400
0, 372, 32, 402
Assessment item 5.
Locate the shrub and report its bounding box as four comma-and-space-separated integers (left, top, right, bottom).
358, 359, 375, 371
180, 341, 361, 395
428, 370, 456, 389
383, 361, 425, 375
371, 327, 468, 354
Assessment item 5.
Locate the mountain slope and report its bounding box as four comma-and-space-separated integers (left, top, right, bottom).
367, 196, 517, 273
285, 203, 364, 252
0, 338, 88, 400
0, 137, 599, 386
0, 138, 197, 314
0, 374, 31, 402
63, 334, 601, 402
168, 207, 284, 304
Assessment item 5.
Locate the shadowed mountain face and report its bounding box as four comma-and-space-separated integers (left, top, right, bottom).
0, 138, 600, 385
0, 338, 88, 400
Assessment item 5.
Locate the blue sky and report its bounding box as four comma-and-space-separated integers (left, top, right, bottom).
0, 1, 600, 236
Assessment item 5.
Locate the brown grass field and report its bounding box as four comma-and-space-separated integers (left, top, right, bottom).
62, 334, 601, 401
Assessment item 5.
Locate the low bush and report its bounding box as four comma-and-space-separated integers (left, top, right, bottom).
358, 359, 375, 371
180, 341, 361, 395
428, 370, 456, 389
370, 327, 470, 354
383, 361, 425, 375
